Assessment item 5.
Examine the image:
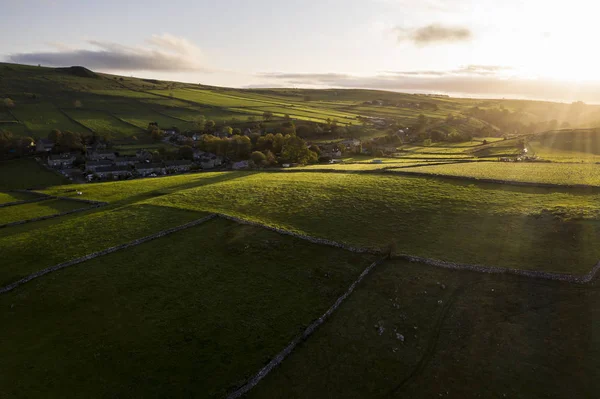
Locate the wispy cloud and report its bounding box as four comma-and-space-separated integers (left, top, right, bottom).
8, 34, 208, 72
256, 67, 600, 102
394, 23, 473, 45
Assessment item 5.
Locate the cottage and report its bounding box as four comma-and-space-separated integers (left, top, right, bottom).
135, 163, 164, 176
164, 160, 193, 173
115, 156, 137, 167
85, 160, 113, 172
88, 150, 116, 161
36, 139, 54, 153
135, 150, 153, 161
47, 153, 76, 168
94, 166, 133, 179
232, 160, 250, 170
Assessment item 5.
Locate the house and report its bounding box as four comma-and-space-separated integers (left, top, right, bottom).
193, 150, 206, 160
94, 166, 133, 179
164, 160, 193, 173
192, 133, 202, 141
36, 139, 54, 153
198, 153, 223, 169
115, 156, 137, 167
372, 145, 397, 155
163, 129, 177, 136
232, 160, 250, 170
340, 139, 361, 147
85, 160, 113, 172
47, 153, 76, 168
88, 150, 116, 161
135, 163, 164, 176
135, 150, 153, 161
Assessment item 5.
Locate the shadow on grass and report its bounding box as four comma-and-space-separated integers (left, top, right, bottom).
115, 171, 259, 206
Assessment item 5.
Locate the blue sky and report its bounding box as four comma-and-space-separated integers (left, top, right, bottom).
3, 0, 600, 102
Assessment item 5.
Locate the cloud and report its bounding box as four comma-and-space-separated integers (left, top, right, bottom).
394, 23, 472, 45
256, 68, 600, 103
8, 34, 207, 72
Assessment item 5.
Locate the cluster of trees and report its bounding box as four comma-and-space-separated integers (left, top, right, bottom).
0, 130, 33, 159
467, 106, 571, 135
48, 129, 86, 152
196, 131, 318, 165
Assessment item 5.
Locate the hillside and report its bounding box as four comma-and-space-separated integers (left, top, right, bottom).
2, 62, 599, 146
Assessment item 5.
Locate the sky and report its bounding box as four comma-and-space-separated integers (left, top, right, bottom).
3, 0, 600, 102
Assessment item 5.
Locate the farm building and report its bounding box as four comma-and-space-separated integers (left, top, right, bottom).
47, 154, 76, 168
135, 163, 164, 176
85, 160, 113, 172
88, 150, 116, 161
94, 166, 132, 179
36, 139, 54, 152
165, 160, 194, 173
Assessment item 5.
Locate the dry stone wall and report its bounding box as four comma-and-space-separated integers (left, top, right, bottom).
226, 257, 386, 399
0, 214, 217, 294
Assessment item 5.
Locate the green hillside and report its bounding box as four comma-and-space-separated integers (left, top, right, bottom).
2, 62, 599, 146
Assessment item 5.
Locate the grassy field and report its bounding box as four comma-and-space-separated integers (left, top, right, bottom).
10, 102, 90, 136
249, 258, 600, 398
0, 204, 204, 287
0, 158, 69, 190
529, 129, 600, 162
64, 109, 144, 138
398, 162, 600, 186
0, 198, 88, 225
0, 217, 375, 398
0, 191, 39, 204
44, 171, 600, 274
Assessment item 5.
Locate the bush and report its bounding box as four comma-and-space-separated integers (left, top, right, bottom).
251, 151, 267, 166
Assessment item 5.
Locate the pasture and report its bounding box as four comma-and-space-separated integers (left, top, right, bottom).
398, 161, 600, 187
44, 171, 600, 274
0, 158, 69, 190
0, 217, 375, 398
0, 198, 88, 226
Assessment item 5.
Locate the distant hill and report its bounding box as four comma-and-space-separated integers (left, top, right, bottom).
0, 62, 599, 145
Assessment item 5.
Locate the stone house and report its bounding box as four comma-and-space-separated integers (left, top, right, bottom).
94, 166, 133, 179
85, 160, 113, 172
36, 139, 54, 152
88, 150, 116, 161
135, 163, 165, 176
164, 160, 193, 173
115, 156, 137, 167
47, 153, 76, 168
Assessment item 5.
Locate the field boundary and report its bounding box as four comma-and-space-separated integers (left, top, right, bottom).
226, 257, 387, 399
0, 202, 106, 229
0, 214, 217, 295
218, 214, 600, 283
0, 190, 53, 208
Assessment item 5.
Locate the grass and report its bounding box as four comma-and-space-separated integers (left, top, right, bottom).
0, 198, 88, 225
44, 171, 600, 274
529, 129, 600, 162
64, 109, 143, 138
399, 162, 600, 187
0, 158, 69, 190
0, 204, 204, 287
0, 191, 39, 204
0, 217, 375, 398
9, 102, 89, 136
249, 258, 600, 398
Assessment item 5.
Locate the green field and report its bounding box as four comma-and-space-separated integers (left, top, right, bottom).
529, 129, 600, 162
0, 158, 69, 190
64, 109, 143, 138
249, 259, 600, 398
0, 191, 39, 204
0, 198, 88, 225
10, 102, 89, 136
44, 171, 600, 274
0, 217, 374, 398
398, 162, 600, 186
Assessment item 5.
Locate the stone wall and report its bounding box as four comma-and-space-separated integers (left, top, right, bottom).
226, 257, 386, 399
0, 214, 217, 294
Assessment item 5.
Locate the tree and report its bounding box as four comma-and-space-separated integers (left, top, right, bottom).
423, 138, 432, 146
3, 98, 14, 109
263, 111, 274, 121
48, 129, 62, 144
264, 150, 276, 166
193, 115, 206, 131
73, 100, 83, 108
151, 129, 164, 142
178, 145, 194, 160
205, 120, 216, 131
250, 151, 266, 166
281, 136, 318, 165
233, 127, 242, 135
222, 126, 233, 136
